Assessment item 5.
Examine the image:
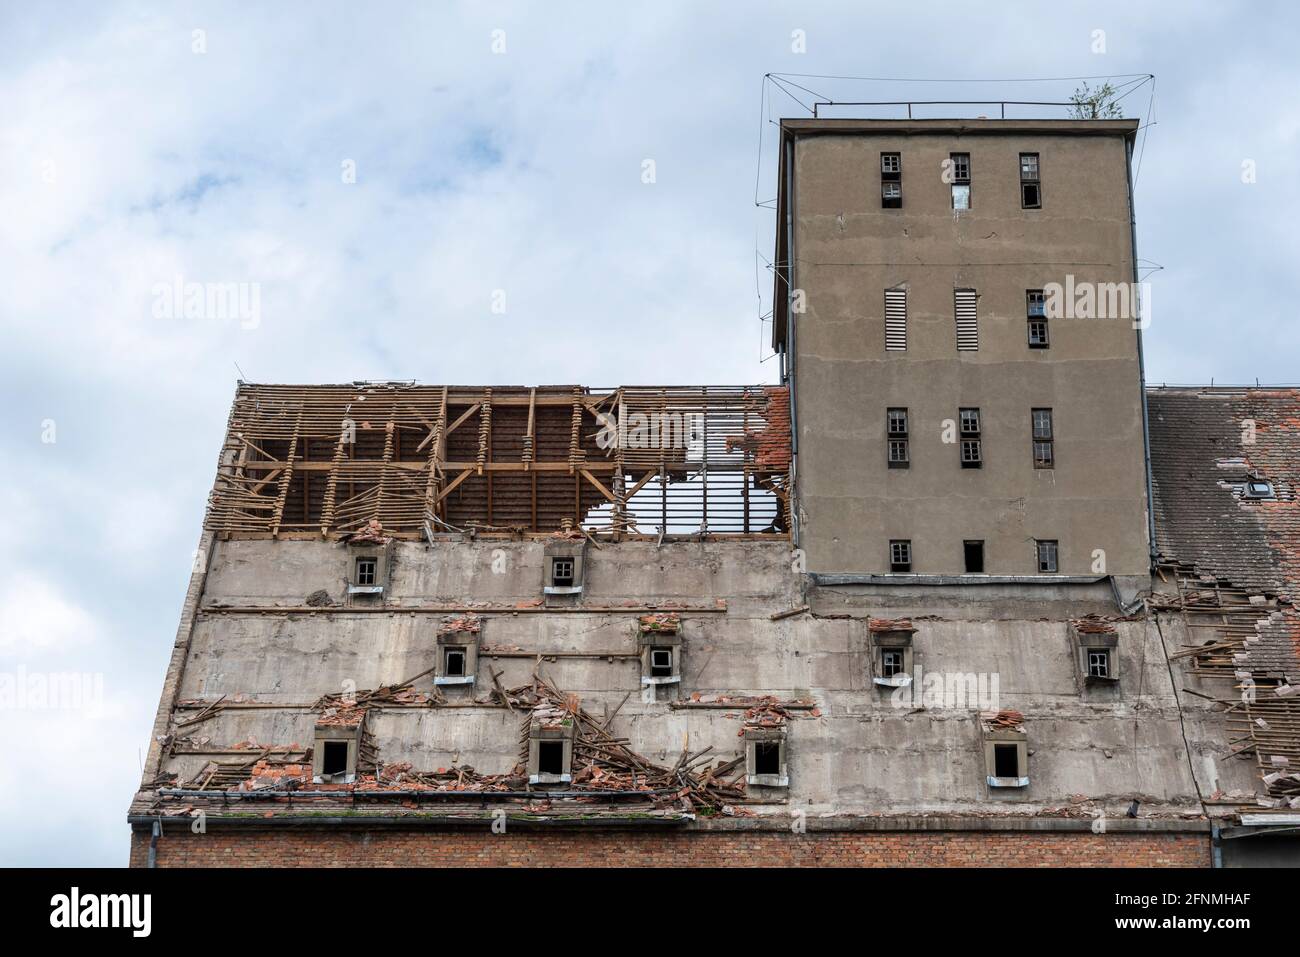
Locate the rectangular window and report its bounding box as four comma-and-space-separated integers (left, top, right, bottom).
355, 557, 377, 586
964, 540, 984, 573
993, 743, 1019, 779
1087, 649, 1111, 679
881, 152, 902, 208
322, 740, 349, 776
889, 540, 912, 573
1027, 290, 1049, 348
754, 741, 781, 775
881, 649, 905, 678
444, 647, 466, 677
650, 648, 674, 677
551, 558, 574, 587
954, 289, 978, 351
959, 407, 981, 468
1020, 153, 1041, 208
887, 407, 909, 468
1032, 408, 1054, 469
1036, 539, 1059, 573
537, 740, 565, 775
949, 152, 971, 209
884, 288, 907, 351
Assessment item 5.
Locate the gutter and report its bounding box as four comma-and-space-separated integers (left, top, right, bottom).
157, 786, 683, 801
1125, 132, 1158, 564
129, 813, 689, 830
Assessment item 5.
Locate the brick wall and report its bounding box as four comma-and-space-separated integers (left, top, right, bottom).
129, 827, 1210, 868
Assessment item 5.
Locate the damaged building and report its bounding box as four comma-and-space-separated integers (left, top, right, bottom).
129, 116, 1299, 867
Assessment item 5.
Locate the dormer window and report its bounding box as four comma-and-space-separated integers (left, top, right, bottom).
744, 726, 789, 788
1072, 618, 1120, 685
1243, 478, 1275, 499
312, 710, 364, 784
527, 709, 575, 785
869, 618, 915, 688
982, 711, 1028, 788
346, 542, 391, 596
435, 614, 480, 687
638, 613, 682, 694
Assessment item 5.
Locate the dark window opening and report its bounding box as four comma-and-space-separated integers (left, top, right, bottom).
551, 558, 574, 587
964, 540, 985, 573
1027, 290, 1049, 348
1020, 153, 1041, 209
538, 740, 564, 775
444, 648, 466, 677
887, 407, 909, 468
881, 649, 905, 678
754, 741, 781, 776
881, 152, 902, 208
1087, 649, 1111, 679
993, 743, 1019, 778
1036, 539, 1059, 573
355, 557, 377, 586
322, 740, 348, 776
889, 540, 912, 573
650, 648, 674, 677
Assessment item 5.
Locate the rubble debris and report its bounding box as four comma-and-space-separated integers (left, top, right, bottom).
638, 612, 680, 633
982, 710, 1026, 731
868, 618, 917, 634
344, 518, 392, 545
305, 589, 334, 607
438, 613, 481, 635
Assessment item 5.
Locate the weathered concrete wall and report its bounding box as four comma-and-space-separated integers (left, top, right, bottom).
785, 122, 1150, 577
141, 538, 1204, 823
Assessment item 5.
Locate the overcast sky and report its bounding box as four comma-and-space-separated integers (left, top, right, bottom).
1, 1, 1297, 866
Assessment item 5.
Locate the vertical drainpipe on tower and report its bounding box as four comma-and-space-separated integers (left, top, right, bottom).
1125, 133, 1157, 565
784, 128, 800, 547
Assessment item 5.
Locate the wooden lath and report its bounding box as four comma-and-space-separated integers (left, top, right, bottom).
203, 383, 793, 540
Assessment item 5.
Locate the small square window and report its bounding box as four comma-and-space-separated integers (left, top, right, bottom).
951, 183, 971, 210
551, 558, 574, 587
964, 540, 984, 573
355, 557, 377, 586
889, 540, 912, 573
960, 440, 982, 468
444, 648, 466, 677
1036, 539, 1059, 573
1087, 649, 1111, 679
754, 741, 781, 776
1032, 409, 1054, 469
959, 408, 980, 435
887, 408, 909, 468
881, 153, 901, 176
881, 649, 905, 678
1021, 182, 1041, 208
881, 181, 902, 208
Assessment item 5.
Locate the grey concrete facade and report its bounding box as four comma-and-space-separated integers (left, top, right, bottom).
773, 119, 1151, 578
135, 536, 1208, 824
